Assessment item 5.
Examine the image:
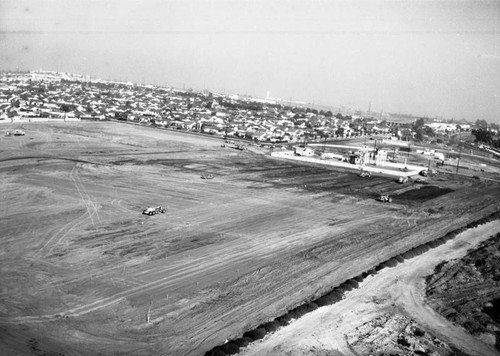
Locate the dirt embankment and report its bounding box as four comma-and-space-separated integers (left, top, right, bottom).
426, 232, 500, 351
206, 213, 500, 356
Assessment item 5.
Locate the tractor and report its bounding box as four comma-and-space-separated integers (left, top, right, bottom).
378, 194, 392, 203
142, 206, 167, 216
397, 176, 409, 184
413, 177, 427, 184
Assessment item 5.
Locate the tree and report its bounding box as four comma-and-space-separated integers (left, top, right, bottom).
414, 129, 424, 142
60, 103, 74, 112
472, 128, 493, 144
114, 111, 128, 121
423, 126, 435, 137
475, 119, 488, 128
336, 127, 345, 137
413, 118, 425, 130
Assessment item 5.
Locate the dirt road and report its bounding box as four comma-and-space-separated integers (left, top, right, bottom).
242, 221, 500, 356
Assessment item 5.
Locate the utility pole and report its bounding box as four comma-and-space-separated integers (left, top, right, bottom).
456, 150, 461, 174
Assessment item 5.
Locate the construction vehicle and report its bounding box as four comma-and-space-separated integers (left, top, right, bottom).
201, 173, 214, 179
378, 194, 392, 203
224, 143, 245, 151
419, 170, 428, 177
359, 171, 372, 178
413, 177, 427, 184
13, 130, 25, 136
397, 176, 409, 184
142, 206, 167, 216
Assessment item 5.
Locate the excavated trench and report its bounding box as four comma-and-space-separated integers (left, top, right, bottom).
205, 210, 500, 356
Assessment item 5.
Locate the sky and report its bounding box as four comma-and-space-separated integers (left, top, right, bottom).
1, 0, 499, 123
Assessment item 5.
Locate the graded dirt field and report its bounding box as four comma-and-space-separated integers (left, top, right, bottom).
241, 222, 500, 356
0, 122, 499, 356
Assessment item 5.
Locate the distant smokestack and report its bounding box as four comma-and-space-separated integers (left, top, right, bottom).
266, 91, 270, 99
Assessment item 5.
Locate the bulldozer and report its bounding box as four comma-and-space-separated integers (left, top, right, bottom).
142, 206, 167, 216
378, 194, 392, 203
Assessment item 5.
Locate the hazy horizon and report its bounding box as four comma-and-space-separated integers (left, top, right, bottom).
1, 0, 499, 122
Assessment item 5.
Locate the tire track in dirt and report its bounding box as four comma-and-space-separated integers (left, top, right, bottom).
242, 220, 500, 356
73, 164, 102, 225
69, 164, 98, 227
32, 163, 98, 259
0, 214, 356, 324
0, 244, 270, 324
31, 209, 88, 259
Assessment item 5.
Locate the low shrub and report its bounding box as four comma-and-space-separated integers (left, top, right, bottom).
402, 250, 415, 259
308, 302, 319, 310
347, 279, 359, 289
386, 258, 398, 268
206, 347, 227, 356
277, 313, 293, 326
435, 238, 445, 246
220, 343, 240, 355
354, 275, 364, 282
413, 246, 425, 254
338, 282, 353, 292
293, 302, 318, 317
243, 327, 267, 341
329, 290, 343, 302
426, 240, 437, 248
316, 295, 332, 307
233, 337, 251, 348
261, 321, 280, 332
375, 262, 387, 271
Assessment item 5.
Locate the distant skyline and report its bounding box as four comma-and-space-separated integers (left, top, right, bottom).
1, 0, 499, 123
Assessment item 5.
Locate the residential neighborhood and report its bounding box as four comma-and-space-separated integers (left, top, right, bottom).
0, 70, 483, 145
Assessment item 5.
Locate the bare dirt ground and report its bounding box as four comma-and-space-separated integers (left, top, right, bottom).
242, 221, 500, 356
426, 232, 500, 351
0, 122, 499, 356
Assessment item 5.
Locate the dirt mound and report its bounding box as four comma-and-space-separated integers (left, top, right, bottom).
346, 312, 467, 356
426, 232, 500, 351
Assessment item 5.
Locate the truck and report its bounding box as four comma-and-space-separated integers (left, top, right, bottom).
142, 206, 167, 216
